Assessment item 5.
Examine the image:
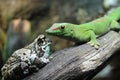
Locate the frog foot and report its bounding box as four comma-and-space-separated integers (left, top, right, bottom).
40, 57, 50, 63
87, 40, 100, 49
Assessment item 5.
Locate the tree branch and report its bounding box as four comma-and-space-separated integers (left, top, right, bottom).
23, 31, 120, 80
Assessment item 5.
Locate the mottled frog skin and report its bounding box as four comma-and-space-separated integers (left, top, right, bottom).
1, 34, 52, 80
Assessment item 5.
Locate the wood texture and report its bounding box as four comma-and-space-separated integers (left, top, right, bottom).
23, 31, 120, 80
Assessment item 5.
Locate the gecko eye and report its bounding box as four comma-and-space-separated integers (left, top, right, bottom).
60, 25, 65, 30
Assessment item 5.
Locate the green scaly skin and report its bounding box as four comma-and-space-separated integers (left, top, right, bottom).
46, 7, 120, 49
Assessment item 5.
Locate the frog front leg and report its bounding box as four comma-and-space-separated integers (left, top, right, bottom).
40, 43, 51, 63
40, 39, 52, 63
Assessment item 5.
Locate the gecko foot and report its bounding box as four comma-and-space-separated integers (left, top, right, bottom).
87, 40, 100, 49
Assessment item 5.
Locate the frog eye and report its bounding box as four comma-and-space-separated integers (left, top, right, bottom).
60, 25, 65, 30
37, 38, 43, 45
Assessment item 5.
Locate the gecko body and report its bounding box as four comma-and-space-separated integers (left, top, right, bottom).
46, 7, 120, 49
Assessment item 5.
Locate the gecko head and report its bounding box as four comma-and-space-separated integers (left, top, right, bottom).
46, 23, 73, 36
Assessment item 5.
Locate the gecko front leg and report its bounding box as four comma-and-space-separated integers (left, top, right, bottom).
87, 30, 100, 49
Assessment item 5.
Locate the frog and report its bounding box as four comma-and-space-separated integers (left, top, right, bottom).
1, 34, 52, 80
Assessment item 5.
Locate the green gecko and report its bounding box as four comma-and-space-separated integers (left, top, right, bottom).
46, 7, 120, 49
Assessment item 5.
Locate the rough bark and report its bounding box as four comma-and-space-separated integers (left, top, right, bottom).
23, 31, 120, 80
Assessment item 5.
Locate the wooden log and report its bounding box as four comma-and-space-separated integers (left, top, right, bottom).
23, 31, 120, 80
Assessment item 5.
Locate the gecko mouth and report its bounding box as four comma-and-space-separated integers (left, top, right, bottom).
45, 29, 58, 34
46, 29, 62, 36
45, 29, 50, 33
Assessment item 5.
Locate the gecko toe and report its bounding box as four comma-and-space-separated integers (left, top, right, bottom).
94, 45, 99, 49
87, 40, 100, 49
